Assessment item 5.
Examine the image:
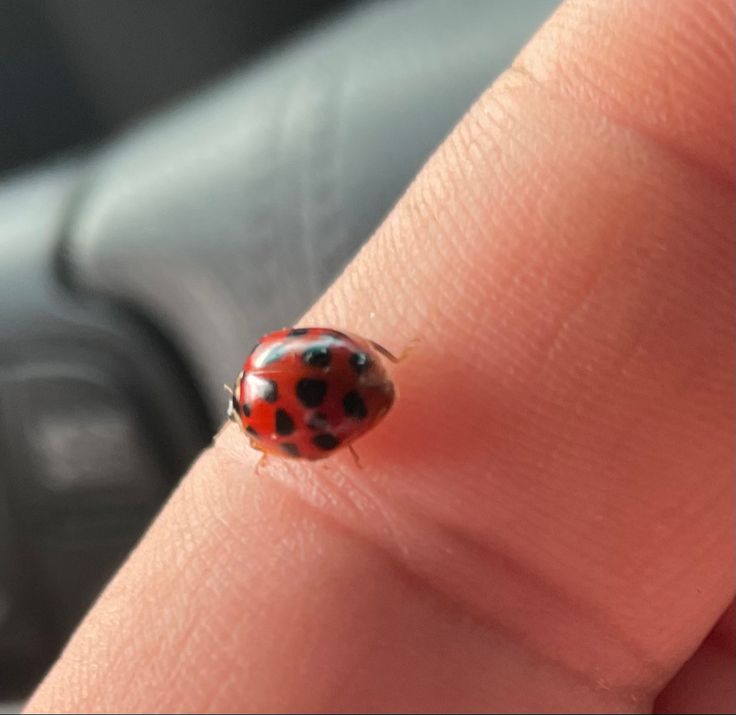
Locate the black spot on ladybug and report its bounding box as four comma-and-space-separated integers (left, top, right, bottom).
261, 379, 278, 402
296, 378, 327, 408
242, 402, 251, 417
263, 380, 278, 402
313, 433, 340, 451
246, 374, 278, 403
302, 344, 331, 369
349, 351, 371, 375
343, 390, 368, 420
246, 425, 259, 437
275, 408, 295, 436
279, 442, 300, 457
307, 412, 329, 430
288, 328, 309, 337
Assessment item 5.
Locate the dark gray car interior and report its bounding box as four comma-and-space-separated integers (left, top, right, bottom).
0, 0, 557, 699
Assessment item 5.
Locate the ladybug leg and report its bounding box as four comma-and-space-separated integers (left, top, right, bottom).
254, 451, 270, 475
369, 337, 419, 364
369, 340, 400, 363
347, 444, 364, 469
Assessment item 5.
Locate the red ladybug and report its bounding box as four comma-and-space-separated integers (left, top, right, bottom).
228, 327, 397, 461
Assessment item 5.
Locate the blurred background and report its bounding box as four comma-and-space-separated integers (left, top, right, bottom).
0, 0, 557, 704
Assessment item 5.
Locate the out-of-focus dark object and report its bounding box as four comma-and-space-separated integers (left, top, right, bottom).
0, 0, 347, 173
0, 0, 558, 701
0, 165, 212, 697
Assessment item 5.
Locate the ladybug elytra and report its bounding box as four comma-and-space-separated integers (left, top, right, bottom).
228, 327, 397, 460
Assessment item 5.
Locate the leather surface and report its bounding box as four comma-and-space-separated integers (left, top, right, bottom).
0, 164, 210, 696
65, 0, 558, 422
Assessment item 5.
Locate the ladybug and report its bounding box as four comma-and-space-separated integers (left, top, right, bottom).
227, 327, 397, 461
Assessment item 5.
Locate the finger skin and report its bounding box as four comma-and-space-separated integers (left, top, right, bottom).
516, 0, 734, 181
654, 602, 736, 714
26, 0, 735, 712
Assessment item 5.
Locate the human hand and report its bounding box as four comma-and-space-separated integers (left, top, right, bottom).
26, 0, 734, 712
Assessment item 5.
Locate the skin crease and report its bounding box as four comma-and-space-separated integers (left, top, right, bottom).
26, 0, 734, 712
